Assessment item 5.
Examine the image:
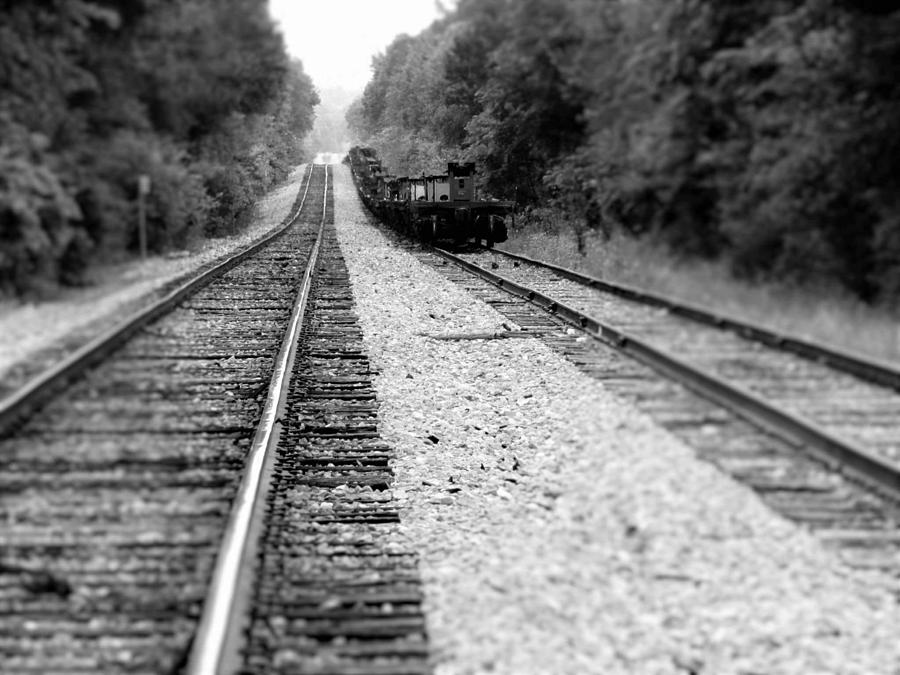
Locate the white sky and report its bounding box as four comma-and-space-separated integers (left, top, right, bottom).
268, 1, 448, 93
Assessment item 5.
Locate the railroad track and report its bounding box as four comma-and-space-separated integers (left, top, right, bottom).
0, 166, 319, 437
189, 171, 429, 675
0, 163, 429, 674
0, 165, 346, 672
445, 247, 900, 496
389, 241, 900, 592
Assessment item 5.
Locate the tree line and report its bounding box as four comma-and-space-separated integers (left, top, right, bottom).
349, 0, 900, 302
0, 0, 319, 296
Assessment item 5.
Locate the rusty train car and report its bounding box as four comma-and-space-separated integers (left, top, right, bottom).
347, 146, 513, 246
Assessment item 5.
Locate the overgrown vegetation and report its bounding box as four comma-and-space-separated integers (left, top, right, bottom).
349, 0, 900, 304
503, 228, 900, 362
0, 0, 318, 297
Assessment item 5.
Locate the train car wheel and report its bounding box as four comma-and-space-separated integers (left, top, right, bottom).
415, 219, 432, 242
490, 216, 508, 244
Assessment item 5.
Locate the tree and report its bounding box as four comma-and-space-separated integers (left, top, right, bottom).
346, 0, 900, 301
0, 0, 318, 296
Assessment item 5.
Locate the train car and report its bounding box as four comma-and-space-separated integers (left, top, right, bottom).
347, 146, 513, 247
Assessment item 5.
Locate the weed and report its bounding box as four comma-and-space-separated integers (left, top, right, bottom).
500, 229, 900, 364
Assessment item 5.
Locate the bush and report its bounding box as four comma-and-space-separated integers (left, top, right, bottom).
0, 126, 85, 296
197, 159, 257, 237
0, 2, 318, 298
78, 131, 211, 254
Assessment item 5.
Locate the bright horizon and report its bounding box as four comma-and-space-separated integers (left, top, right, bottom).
268, 1, 450, 95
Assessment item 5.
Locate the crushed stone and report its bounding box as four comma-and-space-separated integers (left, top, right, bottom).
332, 163, 900, 675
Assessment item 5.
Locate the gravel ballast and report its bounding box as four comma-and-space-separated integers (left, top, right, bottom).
331, 164, 900, 675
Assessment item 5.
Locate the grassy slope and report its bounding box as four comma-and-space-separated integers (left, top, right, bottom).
500, 229, 900, 365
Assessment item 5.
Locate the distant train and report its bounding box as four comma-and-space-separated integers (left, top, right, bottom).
347, 146, 513, 246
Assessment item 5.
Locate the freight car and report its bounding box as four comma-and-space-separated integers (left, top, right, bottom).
347, 146, 513, 247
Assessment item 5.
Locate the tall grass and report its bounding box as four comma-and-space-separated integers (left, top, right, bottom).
500, 228, 900, 364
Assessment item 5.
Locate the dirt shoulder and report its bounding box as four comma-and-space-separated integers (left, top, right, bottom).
0, 165, 309, 399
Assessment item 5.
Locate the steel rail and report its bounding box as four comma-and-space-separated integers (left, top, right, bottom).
488, 247, 900, 391
185, 165, 330, 675
434, 246, 900, 499
0, 165, 318, 439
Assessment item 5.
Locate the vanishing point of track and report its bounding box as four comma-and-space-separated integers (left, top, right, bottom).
189, 167, 428, 675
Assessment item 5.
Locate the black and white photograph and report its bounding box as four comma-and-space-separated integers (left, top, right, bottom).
1, 0, 899, 673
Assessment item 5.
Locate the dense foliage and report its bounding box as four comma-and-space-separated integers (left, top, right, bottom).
0, 0, 318, 296
350, 0, 900, 301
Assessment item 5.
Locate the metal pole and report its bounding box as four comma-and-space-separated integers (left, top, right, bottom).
137, 194, 146, 261
137, 174, 150, 261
